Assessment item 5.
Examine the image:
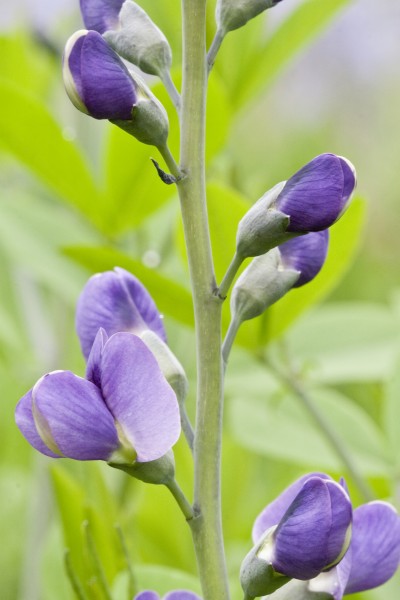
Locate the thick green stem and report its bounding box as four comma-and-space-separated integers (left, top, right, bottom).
177, 0, 230, 597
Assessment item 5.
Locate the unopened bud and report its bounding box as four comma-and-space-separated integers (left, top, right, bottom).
110, 449, 175, 485
216, 0, 283, 34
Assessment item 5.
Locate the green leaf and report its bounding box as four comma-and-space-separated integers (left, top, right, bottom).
284, 301, 400, 383
383, 361, 400, 470
102, 125, 177, 235
257, 197, 366, 344
0, 80, 102, 226
228, 364, 390, 476
234, 0, 351, 108
63, 245, 194, 327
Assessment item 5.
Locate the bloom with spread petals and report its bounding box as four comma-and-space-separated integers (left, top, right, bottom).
15, 330, 180, 463
241, 473, 352, 597
278, 229, 329, 288
76, 267, 166, 360
63, 29, 137, 120
306, 501, 400, 600
135, 591, 202, 600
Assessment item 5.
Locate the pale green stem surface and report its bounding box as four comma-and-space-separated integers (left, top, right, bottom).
180, 401, 195, 451
166, 479, 194, 521
222, 317, 241, 368
177, 0, 230, 597
161, 69, 182, 114
207, 28, 225, 72
218, 251, 244, 299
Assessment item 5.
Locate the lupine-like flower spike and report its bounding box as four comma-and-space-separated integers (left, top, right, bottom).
216, 0, 283, 34
15, 330, 180, 471
134, 591, 202, 600
230, 231, 329, 324
76, 267, 166, 360
63, 30, 169, 146
240, 473, 352, 597
236, 154, 356, 259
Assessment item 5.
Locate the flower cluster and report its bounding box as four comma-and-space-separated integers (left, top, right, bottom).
15, 269, 181, 470
241, 473, 400, 599
228, 153, 356, 322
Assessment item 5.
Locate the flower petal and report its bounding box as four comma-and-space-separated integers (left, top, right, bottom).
344, 501, 400, 593
86, 327, 108, 387
276, 154, 352, 232
325, 480, 352, 567
272, 478, 333, 580
79, 31, 137, 120
100, 333, 180, 462
134, 593, 160, 600
33, 371, 119, 460
279, 230, 329, 287
80, 0, 123, 33
76, 268, 166, 360
15, 391, 60, 458
165, 593, 202, 600
252, 472, 331, 542
308, 549, 352, 600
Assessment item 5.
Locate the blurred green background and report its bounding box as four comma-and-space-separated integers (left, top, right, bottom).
1, 1, 400, 599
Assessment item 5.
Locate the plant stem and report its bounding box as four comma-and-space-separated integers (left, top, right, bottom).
180, 401, 195, 451
217, 252, 243, 299
222, 317, 241, 368
268, 353, 374, 502
207, 28, 225, 73
177, 0, 230, 597
161, 70, 182, 114
166, 479, 194, 521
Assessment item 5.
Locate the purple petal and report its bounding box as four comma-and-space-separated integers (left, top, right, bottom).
279, 230, 329, 287
276, 154, 355, 232
76, 268, 166, 361
80, 0, 123, 33
272, 478, 333, 579
252, 472, 331, 542
100, 333, 180, 462
15, 390, 60, 458
86, 328, 108, 387
78, 31, 136, 120
338, 157, 356, 205
66, 32, 85, 100
344, 501, 400, 594
134, 593, 160, 600
33, 371, 119, 461
165, 593, 202, 600
325, 480, 352, 567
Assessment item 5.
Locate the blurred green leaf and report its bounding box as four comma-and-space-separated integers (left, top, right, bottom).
228, 370, 390, 476
113, 564, 201, 598
0, 80, 102, 227
284, 301, 400, 383
234, 0, 351, 108
383, 360, 400, 471
63, 245, 194, 327
257, 197, 366, 344
102, 125, 176, 235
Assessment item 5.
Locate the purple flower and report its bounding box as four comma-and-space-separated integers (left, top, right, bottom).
15, 330, 180, 463
134, 592, 202, 600
76, 267, 166, 361
80, 0, 123, 34
308, 501, 400, 599
278, 229, 329, 287
276, 154, 356, 233
63, 29, 137, 120
241, 473, 352, 596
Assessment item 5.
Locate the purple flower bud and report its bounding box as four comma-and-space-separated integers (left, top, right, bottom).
216, 0, 283, 34
80, 0, 123, 34
76, 267, 166, 361
135, 592, 202, 600
276, 154, 356, 233
63, 29, 137, 120
15, 331, 180, 465
241, 473, 352, 596
278, 230, 329, 288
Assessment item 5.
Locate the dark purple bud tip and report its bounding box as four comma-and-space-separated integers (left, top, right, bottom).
80, 0, 124, 34
63, 29, 137, 120
276, 154, 356, 233
279, 229, 329, 287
